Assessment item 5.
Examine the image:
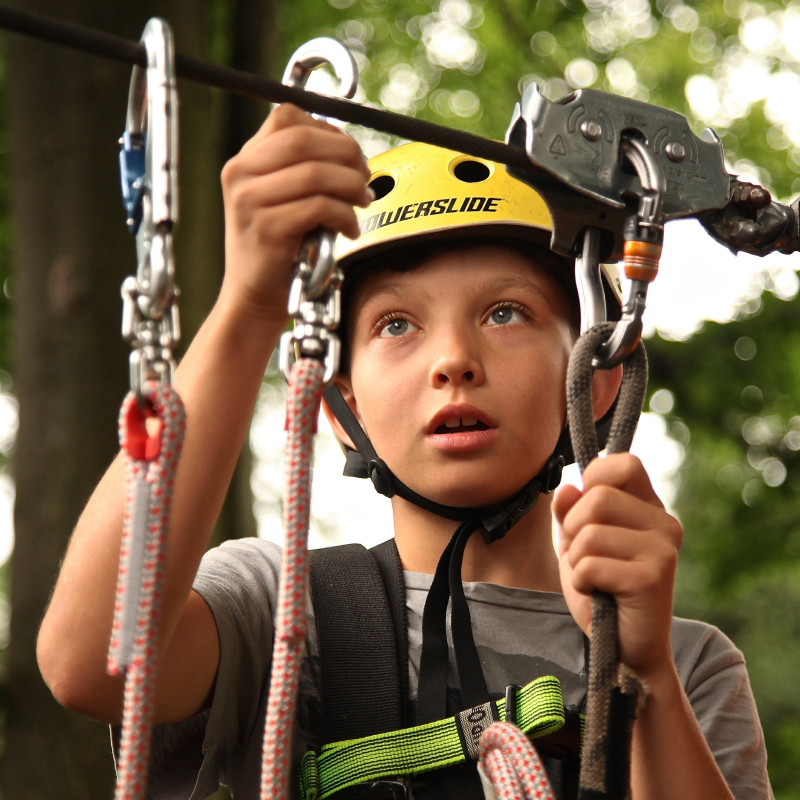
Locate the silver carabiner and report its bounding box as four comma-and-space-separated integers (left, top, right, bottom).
282, 38, 358, 300
119, 18, 181, 403
122, 18, 179, 321
593, 136, 666, 369
574, 227, 607, 336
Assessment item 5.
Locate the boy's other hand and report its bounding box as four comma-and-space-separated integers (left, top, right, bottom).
552, 454, 684, 681
220, 103, 373, 323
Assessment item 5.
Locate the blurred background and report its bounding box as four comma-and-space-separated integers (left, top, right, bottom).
3, 0, 800, 797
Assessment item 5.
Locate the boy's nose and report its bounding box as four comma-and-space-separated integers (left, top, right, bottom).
428, 337, 485, 388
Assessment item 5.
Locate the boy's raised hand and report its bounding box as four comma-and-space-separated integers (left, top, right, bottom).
220, 103, 373, 323
552, 453, 684, 681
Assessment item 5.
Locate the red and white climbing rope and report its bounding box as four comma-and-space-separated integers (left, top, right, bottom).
108, 382, 186, 800
479, 722, 556, 800
261, 358, 325, 800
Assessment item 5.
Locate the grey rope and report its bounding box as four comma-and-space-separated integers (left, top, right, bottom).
566, 321, 648, 800
0, 5, 532, 171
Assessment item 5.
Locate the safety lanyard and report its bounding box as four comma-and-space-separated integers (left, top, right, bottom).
108, 18, 184, 800
261, 38, 357, 800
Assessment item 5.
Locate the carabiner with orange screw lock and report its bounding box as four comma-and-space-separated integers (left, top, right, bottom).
593, 135, 666, 370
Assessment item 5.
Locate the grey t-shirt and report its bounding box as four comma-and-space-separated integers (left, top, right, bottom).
147, 538, 773, 800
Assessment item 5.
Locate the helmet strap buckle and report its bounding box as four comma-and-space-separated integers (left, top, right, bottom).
368, 458, 397, 498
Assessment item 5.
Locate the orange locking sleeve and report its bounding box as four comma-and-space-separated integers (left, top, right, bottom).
623, 240, 662, 282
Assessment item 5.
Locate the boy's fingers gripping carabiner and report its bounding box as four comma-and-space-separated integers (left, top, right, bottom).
262, 40, 358, 800
282, 37, 358, 300
278, 39, 359, 388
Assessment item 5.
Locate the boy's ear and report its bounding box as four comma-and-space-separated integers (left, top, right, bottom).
321, 374, 361, 451
591, 364, 623, 422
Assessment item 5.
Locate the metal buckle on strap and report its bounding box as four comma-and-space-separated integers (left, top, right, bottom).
334, 780, 408, 800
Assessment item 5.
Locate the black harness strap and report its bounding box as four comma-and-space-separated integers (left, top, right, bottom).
308, 541, 488, 800
308, 544, 403, 742
306, 542, 580, 800
371, 539, 410, 727
416, 518, 490, 725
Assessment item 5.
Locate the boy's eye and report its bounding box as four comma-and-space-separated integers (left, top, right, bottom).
379, 318, 419, 337
487, 306, 527, 326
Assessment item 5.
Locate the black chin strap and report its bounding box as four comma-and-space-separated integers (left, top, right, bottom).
323, 384, 565, 543
416, 517, 488, 723
323, 384, 566, 723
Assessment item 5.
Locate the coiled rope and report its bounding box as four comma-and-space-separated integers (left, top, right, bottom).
565, 321, 649, 800
0, 4, 531, 172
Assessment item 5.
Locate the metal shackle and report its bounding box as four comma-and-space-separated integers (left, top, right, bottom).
282, 38, 358, 299
282, 37, 358, 99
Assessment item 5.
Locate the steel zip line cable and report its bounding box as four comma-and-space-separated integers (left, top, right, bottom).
0, 4, 532, 171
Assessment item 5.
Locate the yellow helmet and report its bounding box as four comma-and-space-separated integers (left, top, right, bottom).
335, 141, 623, 304
336, 141, 554, 265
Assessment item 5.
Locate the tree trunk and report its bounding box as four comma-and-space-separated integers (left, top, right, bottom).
5, 2, 132, 794
0, 0, 262, 795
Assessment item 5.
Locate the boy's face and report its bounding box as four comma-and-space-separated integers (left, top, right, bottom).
341, 243, 574, 509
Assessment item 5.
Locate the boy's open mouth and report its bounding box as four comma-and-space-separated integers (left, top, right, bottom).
434, 417, 490, 434
428, 405, 497, 436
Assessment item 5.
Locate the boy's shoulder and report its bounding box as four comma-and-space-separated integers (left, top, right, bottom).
200, 536, 282, 566
670, 616, 746, 694
194, 537, 283, 608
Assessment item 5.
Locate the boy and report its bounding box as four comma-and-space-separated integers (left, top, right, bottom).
36, 104, 771, 799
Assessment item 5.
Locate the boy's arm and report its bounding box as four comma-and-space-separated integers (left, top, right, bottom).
553, 454, 738, 800
36, 104, 372, 726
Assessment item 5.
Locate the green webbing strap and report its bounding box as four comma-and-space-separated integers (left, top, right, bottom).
298, 675, 565, 800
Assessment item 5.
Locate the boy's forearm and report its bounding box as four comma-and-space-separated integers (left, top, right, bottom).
631, 662, 735, 800
37, 287, 284, 723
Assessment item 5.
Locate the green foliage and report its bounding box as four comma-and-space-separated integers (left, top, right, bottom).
279, 0, 800, 197
648, 290, 800, 796
648, 292, 800, 588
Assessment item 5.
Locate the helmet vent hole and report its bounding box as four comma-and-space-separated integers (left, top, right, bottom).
368, 174, 396, 200
453, 160, 491, 183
